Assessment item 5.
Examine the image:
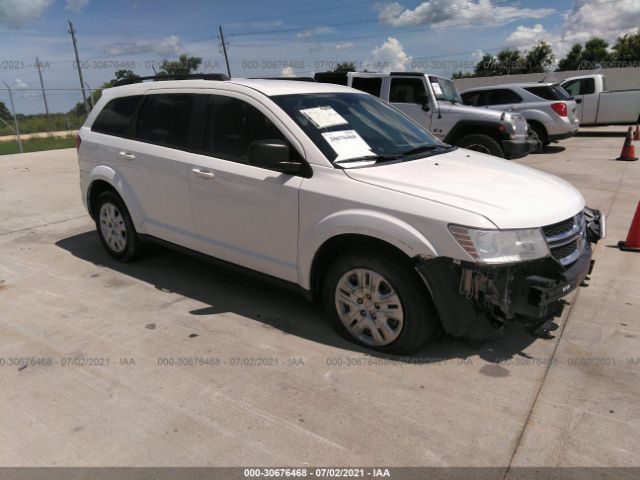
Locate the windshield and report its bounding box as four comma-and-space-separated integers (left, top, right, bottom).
428, 76, 462, 104
272, 92, 444, 166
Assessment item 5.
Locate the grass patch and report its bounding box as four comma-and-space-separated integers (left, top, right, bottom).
0, 113, 85, 136
0, 136, 75, 155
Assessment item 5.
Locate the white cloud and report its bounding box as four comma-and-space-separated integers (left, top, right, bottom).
368, 37, 412, 72
377, 0, 554, 28
334, 42, 355, 51
504, 24, 547, 48
104, 35, 186, 56
14, 78, 28, 88
296, 26, 335, 39
471, 49, 485, 62
556, 0, 640, 54
66, 0, 89, 14
503, 0, 640, 57
280, 66, 296, 77
0, 0, 52, 27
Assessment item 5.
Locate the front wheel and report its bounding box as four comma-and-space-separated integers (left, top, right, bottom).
456, 134, 504, 158
323, 251, 438, 355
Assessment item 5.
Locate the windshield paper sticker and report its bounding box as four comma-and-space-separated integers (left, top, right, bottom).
431, 83, 443, 95
300, 106, 349, 129
321, 130, 375, 161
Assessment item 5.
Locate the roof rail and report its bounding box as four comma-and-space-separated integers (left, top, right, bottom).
113, 73, 229, 86
251, 77, 317, 82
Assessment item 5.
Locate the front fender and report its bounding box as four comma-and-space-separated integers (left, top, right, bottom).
87, 165, 147, 234
297, 209, 437, 289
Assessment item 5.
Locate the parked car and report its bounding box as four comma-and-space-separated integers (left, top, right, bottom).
560, 74, 640, 126
460, 83, 579, 148
315, 71, 537, 159
78, 76, 605, 354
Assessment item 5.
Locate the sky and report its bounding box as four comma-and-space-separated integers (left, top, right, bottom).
1, 0, 639, 114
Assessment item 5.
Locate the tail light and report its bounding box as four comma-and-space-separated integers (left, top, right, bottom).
75, 134, 81, 150
550, 102, 567, 117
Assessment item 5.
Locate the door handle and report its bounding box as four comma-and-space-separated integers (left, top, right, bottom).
192, 168, 215, 179
119, 151, 135, 160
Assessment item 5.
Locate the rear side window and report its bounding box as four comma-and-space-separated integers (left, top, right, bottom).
203, 95, 298, 165
92, 95, 141, 136
485, 89, 522, 105
524, 86, 560, 101
135, 94, 196, 148
389, 78, 427, 103
351, 77, 383, 97
461, 91, 484, 106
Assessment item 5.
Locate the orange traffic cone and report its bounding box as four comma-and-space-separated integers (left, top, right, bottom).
617, 127, 638, 161
619, 201, 640, 252
634, 124, 640, 141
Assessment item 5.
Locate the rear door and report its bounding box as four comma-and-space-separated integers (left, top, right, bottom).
388, 76, 433, 133
123, 92, 202, 249
483, 88, 523, 112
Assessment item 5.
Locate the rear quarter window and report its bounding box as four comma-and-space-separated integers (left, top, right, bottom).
351, 77, 383, 97
91, 95, 142, 137
524, 86, 560, 101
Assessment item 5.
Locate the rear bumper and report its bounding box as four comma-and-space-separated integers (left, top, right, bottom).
502, 138, 538, 158
548, 127, 579, 142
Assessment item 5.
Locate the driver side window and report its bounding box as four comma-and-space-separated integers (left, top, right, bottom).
203, 95, 301, 165
389, 78, 427, 104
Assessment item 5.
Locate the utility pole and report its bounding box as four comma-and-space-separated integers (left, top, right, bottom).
68, 20, 89, 114
2, 81, 23, 153
219, 25, 231, 78
35, 57, 50, 130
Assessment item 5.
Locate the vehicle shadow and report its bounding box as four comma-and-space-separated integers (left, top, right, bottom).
56, 231, 540, 365
532, 145, 566, 154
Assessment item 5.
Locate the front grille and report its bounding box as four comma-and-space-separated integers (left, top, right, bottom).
550, 239, 578, 260
514, 117, 528, 138
543, 217, 577, 239
543, 212, 585, 266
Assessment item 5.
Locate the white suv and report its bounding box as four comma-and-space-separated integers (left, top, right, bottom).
77, 77, 605, 354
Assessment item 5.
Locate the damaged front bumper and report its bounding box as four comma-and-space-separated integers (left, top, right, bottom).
415, 208, 605, 341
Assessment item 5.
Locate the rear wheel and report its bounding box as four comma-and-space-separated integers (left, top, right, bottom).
528, 122, 549, 148
94, 190, 142, 262
323, 251, 438, 354
457, 134, 504, 157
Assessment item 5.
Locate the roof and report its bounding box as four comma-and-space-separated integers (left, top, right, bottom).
102, 78, 358, 99
462, 82, 556, 91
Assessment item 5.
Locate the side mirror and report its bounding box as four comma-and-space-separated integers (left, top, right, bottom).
417, 93, 430, 111
248, 139, 303, 174
575, 98, 583, 104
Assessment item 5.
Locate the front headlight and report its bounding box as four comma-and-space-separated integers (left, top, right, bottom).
448, 225, 549, 264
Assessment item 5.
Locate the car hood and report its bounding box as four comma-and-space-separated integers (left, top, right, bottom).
344, 148, 585, 229
439, 101, 511, 120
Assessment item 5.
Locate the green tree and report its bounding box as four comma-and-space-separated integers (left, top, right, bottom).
0, 101, 11, 121
522, 41, 555, 73
157, 55, 202, 76
333, 62, 356, 72
473, 53, 499, 77
496, 49, 524, 75
580, 38, 611, 67
113, 69, 141, 84
612, 29, 640, 63
557, 43, 583, 71
452, 70, 475, 79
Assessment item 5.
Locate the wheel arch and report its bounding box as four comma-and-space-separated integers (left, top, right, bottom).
444, 120, 504, 144
299, 210, 438, 296
86, 165, 146, 233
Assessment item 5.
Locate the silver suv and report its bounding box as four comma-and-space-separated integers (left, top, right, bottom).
461, 83, 579, 148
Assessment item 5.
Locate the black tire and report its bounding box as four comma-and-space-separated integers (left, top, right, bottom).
322, 250, 438, 355
94, 190, 142, 262
528, 122, 549, 148
456, 134, 504, 157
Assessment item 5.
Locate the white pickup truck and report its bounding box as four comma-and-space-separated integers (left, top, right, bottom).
560, 74, 640, 126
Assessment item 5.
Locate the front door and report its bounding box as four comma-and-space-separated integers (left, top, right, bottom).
188, 93, 303, 282
388, 76, 433, 134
